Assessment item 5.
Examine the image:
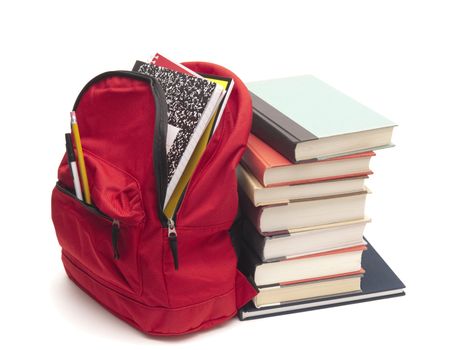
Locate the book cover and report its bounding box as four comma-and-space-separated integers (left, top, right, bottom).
151, 53, 234, 134
254, 272, 364, 308
230, 223, 366, 287
133, 61, 224, 207
243, 133, 374, 187
164, 106, 217, 218
237, 164, 368, 207
200, 73, 234, 134
239, 188, 368, 234
151, 53, 202, 77
238, 216, 369, 262
238, 239, 405, 320
247, 75, 396, 162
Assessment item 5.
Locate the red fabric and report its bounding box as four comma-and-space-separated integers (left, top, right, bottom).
51, 62, 257, 335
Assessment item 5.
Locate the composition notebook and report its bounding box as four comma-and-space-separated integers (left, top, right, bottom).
247, 75, 396, 163
151, 53, 234, 135
164, 72, 234, 217
238, 239, 405, 320
133, 61, 225, 207
147, 54, 235, 217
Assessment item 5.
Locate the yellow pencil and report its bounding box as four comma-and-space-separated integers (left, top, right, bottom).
70, 111, 92, 205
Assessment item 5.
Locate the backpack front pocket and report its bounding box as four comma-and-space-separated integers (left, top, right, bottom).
51, 150, 145, 296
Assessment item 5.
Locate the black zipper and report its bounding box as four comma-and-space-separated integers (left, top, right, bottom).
148, 72, 181, 270
111, 219, 121, 260
56, 182, 121, 260
73, 71, 181, 269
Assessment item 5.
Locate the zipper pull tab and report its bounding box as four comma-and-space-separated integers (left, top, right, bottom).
168, 218, 179, 270
112, 219, 120, 260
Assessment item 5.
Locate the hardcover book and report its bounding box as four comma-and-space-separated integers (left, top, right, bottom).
232, 227, 366, 288
237, 164, 368, 207
254, 273, 363, 308
241, 133, 373, 187
239, 188, 368, 234
238, 239, 405, 320
239, 217, 369, 262
247, 75, 396, 162
151, 52, 203, 77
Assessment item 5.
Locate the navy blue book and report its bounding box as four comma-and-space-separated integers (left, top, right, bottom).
238, 239, 405, 320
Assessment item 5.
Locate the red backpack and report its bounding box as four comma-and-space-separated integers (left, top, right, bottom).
51, 62, 258, 336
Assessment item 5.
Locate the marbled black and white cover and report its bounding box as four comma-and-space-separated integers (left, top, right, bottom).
134, 61, 224, 207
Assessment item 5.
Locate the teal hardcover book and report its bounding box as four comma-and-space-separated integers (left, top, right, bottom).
247, 75, 396, 162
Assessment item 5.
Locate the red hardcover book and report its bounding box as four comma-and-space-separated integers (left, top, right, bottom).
242, 133, 374, 187
151, 53, 201, 77
233, 227, 367, 287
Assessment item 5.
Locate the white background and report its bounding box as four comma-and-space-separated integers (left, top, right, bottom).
1, 0, 465, 348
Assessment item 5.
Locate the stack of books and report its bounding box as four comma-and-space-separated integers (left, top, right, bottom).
234, 75, 405, 320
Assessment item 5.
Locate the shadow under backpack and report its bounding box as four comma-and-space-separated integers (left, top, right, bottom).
51, 62, 258, 336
